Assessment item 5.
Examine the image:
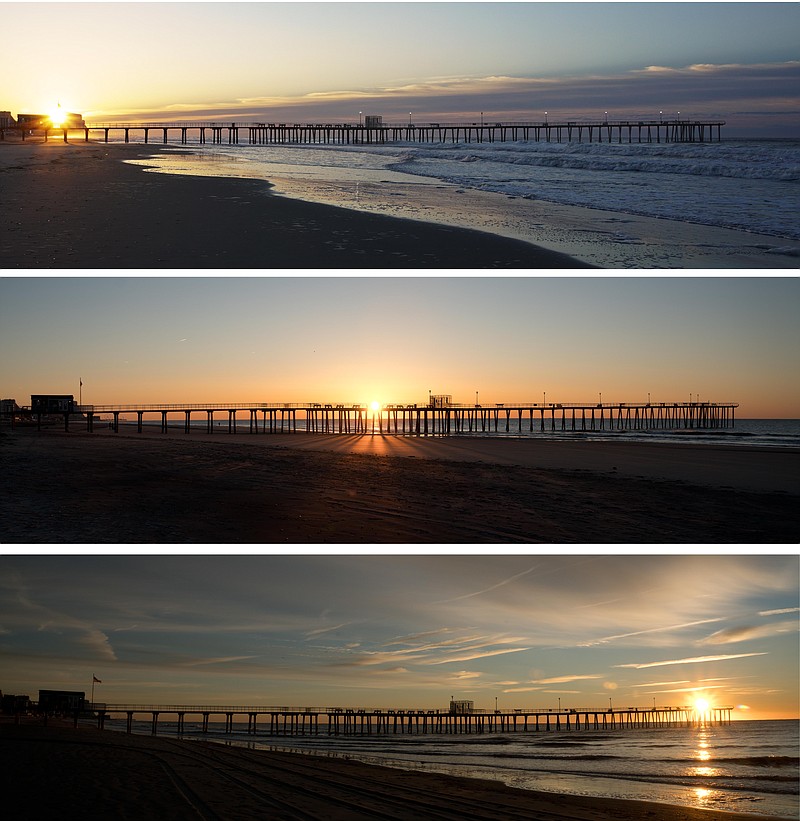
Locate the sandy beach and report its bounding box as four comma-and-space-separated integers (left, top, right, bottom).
0, 142, 586, 269
1, 427, 797, 543
1, 722, 790, 821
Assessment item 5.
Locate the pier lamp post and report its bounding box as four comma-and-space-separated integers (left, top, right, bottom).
543, 391, 546, 406
476, 390, 479, 406
648, 392, 651, 405
599, 392, 602, 405
544, 111, 548, 125
409, 112, 412, 127
677, 111, 681, 121
604, 111, 609, 123
358, 111, 362, 126
660, 111, 663, 123
558, 697, 561, 711
609, 698, 613, 710
429, 389, 432, 407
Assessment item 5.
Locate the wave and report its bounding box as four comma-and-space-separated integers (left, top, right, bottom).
385, 141, 800, 182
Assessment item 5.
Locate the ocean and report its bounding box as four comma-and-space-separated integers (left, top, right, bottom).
126, 136, 800, 268
104, 718, 799, 818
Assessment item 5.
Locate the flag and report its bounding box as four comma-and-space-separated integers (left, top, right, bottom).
93, 675, 102, 683
80, 379, 83, 387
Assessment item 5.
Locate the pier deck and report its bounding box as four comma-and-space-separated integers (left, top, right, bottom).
2, 118, 725, 146
6, 400, 738, 435
85, 703, 733, 736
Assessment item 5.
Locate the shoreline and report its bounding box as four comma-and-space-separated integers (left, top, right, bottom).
0, 723, 791, 821
129, 140, 800, 269
2, 428, 797, 543
0, 142, 588, 269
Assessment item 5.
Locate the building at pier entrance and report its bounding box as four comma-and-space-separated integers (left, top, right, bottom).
30, 394, 76, 413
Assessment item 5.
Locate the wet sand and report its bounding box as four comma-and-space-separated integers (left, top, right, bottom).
1, 723, 789, 821
0, 142, 585, 268
1, 428, 797, 543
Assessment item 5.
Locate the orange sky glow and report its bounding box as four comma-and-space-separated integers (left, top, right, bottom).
1, 276, 798, 419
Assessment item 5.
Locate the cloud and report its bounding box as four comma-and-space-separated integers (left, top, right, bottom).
503, 686, 543, 693
433, 564, 541, 603
530, 674, 602, 684
184, 655, 258, 667
759, 607, 800, 616
616, 653, 768, 670
699, 620, 799, 645
77, 628, 117, 662
424, 647, 531, 665
580, 618, 723, 647
305, 623, 352, 639
649, 685, 727, 694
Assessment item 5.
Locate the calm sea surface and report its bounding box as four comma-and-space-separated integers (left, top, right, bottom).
107, 718, 799, 818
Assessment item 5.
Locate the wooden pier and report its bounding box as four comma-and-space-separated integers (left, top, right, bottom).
1, 118, 725, 146
7, 399, 739, 436
87, 702, 734, 737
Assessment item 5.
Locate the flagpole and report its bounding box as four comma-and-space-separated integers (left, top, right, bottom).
91, 675, 95, 705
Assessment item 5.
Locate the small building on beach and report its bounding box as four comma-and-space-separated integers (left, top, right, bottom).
0, 111, 16, 128
38, 690, 87, 714
31, 394, 76, 413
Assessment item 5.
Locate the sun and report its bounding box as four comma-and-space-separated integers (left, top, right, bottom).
694, 698, 711, 713
370, 401, 381, 412
48, 103, 65, 128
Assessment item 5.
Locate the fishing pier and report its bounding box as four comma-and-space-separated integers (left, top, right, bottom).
3, 118, 725, 146
86, 702, 734, 737
12, 398, 738, 436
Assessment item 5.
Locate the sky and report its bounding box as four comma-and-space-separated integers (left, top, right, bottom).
2, 2, 798, 137
1, 555, 797, 718
1, 276, 798, 418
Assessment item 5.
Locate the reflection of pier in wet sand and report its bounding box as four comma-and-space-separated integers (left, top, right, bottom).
85, 703, 734, 736
14, 399, 738, 435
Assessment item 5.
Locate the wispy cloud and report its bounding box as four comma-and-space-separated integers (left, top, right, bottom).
503, 686, 544, 693
433, 564, 541, 604
580, 618, 723, 647
616, 653, 768, 670
529, 674, 602, 684
699, 620, 798, 645
425, 647, 530, 665
759, 607, 800, 616
649, 685, 727, 694
305, 623, 353, 639
184, 655, 258, 667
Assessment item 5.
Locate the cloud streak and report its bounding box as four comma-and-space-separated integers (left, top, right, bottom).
616, 653, 768, 670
